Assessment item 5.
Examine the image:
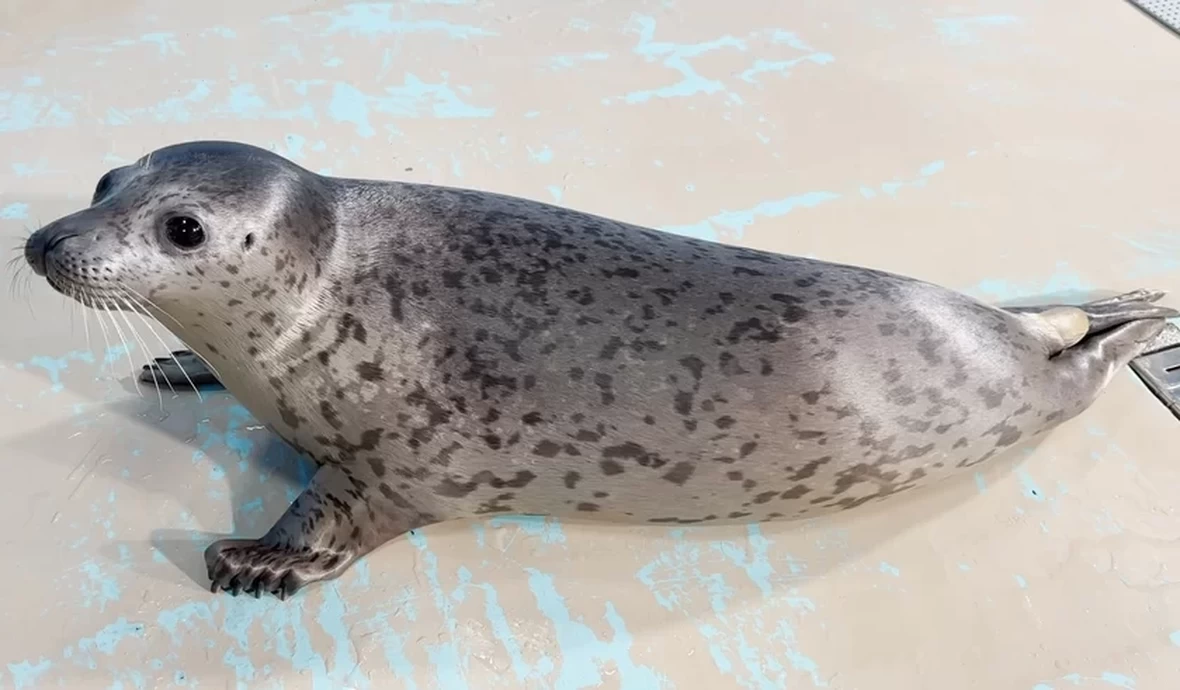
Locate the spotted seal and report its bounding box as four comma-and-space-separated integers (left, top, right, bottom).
22, 140, 1176, 599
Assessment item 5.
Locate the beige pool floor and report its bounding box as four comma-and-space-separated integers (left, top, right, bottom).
2, 0, 1180, 688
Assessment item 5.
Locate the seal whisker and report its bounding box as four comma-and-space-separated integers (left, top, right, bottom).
122, 285, 186, 331
64, 281, 93, 355
120, 289, 205, 402
87, 288, 115, 376
99, 300, 143, 399
115, 293, 166, 410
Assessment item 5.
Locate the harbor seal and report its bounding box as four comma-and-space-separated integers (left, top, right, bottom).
22, 140, 1176, 599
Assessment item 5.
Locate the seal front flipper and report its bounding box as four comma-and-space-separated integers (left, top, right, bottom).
139, 349, 222, 390
204, 464, 428, 599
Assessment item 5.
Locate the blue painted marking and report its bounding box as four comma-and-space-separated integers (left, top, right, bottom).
470, 574, 555, 682
549, 52, 610, 70
408, 530, 469, 689
6, 658, 51, 689
528, 569, 667, 689
26, 350, 96, 393
878, 561, 901, 577
328, 75, 493, 136
863, 160, 946, 199
934, 15, 1021, 45
1100, 672, 1135, 688
329, 82, 375, 137
964, 262, 1092, 303
1113, 232, 1180, 280
1016, 469, 1045, 502
1, 202, 29, 219
1014, 575, 1028, 589
488, 514, 566, 545
638, 526, 822, 688
661, 191, 839, 241
740, 53, 834, 84
314, 3, 496, 40
80, 560, 123, 610
0, 90, 77, 132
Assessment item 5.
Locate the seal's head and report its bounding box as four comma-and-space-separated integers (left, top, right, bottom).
23, 140, 335, 340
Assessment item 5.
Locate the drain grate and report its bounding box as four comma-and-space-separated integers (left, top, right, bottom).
1129, 322, 1180, 420
1128, 0, 1180, 36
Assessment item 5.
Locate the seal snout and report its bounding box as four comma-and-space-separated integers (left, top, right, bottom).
23, 223, 77, 277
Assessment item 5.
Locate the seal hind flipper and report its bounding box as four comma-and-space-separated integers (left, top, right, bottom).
204, 465, 428, 598
1053, 317, 1169, 406
1009, 290, 1179, 354
140, 349, 222, 390
1074, 290, 1178, 335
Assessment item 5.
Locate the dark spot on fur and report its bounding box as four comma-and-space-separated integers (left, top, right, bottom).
600, 459, 624, 475
533, 440, 562, 457
662, 461, 695, 485
781, 485, 810, 499
357, 360, 385, 381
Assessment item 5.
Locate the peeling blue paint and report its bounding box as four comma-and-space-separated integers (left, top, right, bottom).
1017, 469, 1045, 502
549, 52, 610, 70
6, 658, 51, 689
1114, 232, 1180, 280
740, 53, 834, 84
661, 190, 839, 241
623, 17, 830, 104
1, 202, 29, 219
26, 350, 96, 393
1100, 672, 1136, 688
0, 90, 77, 132
528, 569, 667, 689
312, 3, 496, 41
965, 262, 1092, 303
528, 145, 553, 163
637, 527, 822, 689
934, 15, 1021, 45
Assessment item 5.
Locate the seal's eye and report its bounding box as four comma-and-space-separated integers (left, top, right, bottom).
164, 216, 206, 250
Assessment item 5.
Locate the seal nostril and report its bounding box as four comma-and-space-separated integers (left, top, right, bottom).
244, 233, 255, 250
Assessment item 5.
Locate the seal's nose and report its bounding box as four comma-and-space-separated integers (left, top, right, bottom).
23, 224, 77, 277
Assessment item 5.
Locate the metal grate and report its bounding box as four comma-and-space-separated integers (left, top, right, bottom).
1129, 322, 1180, 421
1128, 0, 1180, 36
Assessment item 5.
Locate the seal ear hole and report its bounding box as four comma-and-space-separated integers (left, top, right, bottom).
92, 172, 113, 204
243, 233, 255, 250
